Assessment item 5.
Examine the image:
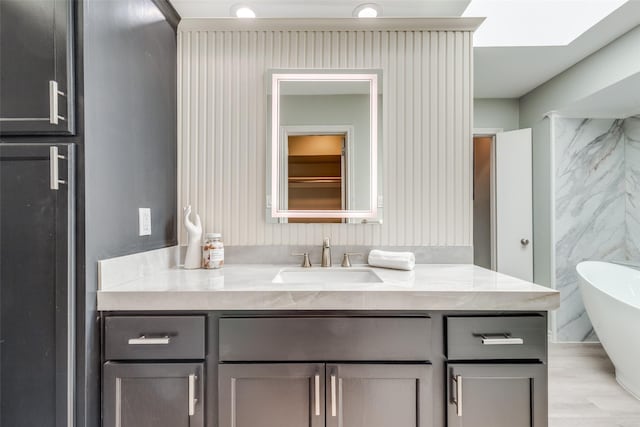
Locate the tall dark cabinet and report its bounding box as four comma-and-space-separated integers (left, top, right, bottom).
0, 0, 75, 135
0, 144, 75, 427
0, 0, 179, 426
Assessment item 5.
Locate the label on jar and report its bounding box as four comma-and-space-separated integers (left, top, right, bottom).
210, 248, 224, 263
203, 247, 224, 269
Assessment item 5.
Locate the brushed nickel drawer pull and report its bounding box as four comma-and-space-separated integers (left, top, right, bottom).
188, 374, 197, 416
49, 80, 66, 124
479, 333, 524, 345
330, 374, 337, 417
453, 374, 463, 417
127, 335, 170, 345
314, 374, 320, 416
49, 146, 67, 190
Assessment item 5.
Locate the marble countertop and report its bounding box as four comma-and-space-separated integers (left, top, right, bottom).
97, 264, 560, 311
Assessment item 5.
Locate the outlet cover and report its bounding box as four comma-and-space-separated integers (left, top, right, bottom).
139, 208, 151, 236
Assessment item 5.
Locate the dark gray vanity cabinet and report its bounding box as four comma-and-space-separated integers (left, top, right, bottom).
446, 364, 546, 427
0, 0, 74, 135
103, 316, 206, 427
103, 363, 204, 427
325, 364, 432, 427
219, 363, 325, 427
101, 312, 549, 427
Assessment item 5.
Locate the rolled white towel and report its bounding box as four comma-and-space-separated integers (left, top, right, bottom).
368, 249, 415, 271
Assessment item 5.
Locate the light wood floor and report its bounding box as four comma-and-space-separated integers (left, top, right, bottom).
549, 343, 640, 427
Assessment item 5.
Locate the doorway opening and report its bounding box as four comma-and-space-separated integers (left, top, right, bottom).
473, 135, 496, 270
473, 128, 533, 281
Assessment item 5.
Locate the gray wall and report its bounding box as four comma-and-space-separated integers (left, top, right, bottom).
520, 25, 640, 127
84, 0, 177, 271
474, 98, 520, 131
532, 118, 552, 289
82, 0, 177, 425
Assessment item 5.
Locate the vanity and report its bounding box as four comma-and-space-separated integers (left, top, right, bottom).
98, 262, 559, 427
97, 18, 555, 427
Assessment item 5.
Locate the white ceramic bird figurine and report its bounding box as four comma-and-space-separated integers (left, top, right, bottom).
183, 205, 202, 269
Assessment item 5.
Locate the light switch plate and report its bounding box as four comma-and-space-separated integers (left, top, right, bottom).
139, 208, 151, 236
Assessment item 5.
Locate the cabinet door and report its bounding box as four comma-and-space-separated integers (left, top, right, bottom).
326, 364, 433, 427
447, 364, 547, 427
0, 0, 74, 134
103, 363, 204, 427
0, 144, 74, 427
218, 363, 325, 427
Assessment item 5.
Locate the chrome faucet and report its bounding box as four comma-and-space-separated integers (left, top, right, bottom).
321, 237, 332, 267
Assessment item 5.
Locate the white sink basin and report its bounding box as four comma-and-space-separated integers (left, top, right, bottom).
272, 268, 383, 284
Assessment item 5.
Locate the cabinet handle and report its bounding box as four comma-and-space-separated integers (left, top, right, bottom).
49, 80, 66, 125
453, 374, 463, 417
49, 146, 67, 190
127, 335, 170, 345
330, 374, 337, 417
478, 333, 524, 345
314, 374, 320, 416
188, 374, 197, 416
482, 337, 524, 345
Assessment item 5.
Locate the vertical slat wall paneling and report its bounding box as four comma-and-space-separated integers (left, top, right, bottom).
429, 32, 438, 244
177, 20, 475, 247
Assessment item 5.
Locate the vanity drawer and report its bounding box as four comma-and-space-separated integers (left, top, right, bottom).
446, 315, 546, 361
219, 317, 431, 361
105, 316, 205, 360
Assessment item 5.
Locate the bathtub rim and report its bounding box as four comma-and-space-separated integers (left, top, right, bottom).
576, 260, 640, 311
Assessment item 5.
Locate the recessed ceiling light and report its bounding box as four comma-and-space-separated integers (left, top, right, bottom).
463, 0, 628, 47
230, 4, 256, 18
353, 3, 381, 18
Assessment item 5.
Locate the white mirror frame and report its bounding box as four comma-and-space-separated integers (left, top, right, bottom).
270, 72, 379, 219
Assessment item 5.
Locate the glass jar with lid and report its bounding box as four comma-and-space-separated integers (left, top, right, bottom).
203, 233, 224, 269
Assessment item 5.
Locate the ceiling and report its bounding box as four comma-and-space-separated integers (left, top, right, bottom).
474, 1, 640, 98
169, 0, 640, 99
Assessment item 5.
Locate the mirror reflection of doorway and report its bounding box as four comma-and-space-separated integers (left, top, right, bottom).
287, 134, 346, 223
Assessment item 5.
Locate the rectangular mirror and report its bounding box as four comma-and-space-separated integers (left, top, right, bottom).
266, 70, 383, 224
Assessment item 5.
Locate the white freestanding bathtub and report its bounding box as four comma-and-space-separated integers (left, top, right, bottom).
577, 261, 640, 399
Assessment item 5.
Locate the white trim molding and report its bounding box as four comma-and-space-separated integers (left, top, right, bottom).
179, 17, 485, 32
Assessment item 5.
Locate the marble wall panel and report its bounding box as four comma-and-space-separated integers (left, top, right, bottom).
554, 118, 626, 341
